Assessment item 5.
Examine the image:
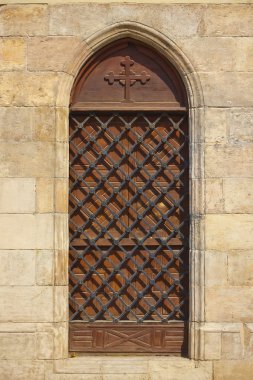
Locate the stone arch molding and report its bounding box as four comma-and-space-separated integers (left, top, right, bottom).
55, 21, 205, 361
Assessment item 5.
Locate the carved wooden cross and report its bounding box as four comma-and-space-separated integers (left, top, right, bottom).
105, 56, 150, 101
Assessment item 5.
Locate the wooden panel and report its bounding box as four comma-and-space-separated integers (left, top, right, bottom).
69, 322, 188, 354
70, 39, 188, 111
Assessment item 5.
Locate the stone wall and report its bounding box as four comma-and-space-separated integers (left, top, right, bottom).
0, 2, 252, 380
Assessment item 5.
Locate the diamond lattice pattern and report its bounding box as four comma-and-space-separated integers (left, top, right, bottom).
69, 112, 189, 323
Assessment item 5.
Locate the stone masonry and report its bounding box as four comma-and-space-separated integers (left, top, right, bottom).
0, 1, 252, 379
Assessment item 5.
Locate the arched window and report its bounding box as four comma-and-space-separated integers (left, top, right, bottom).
69, 39, 189, 355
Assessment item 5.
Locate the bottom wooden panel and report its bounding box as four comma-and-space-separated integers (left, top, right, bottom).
69, 322, 188, 355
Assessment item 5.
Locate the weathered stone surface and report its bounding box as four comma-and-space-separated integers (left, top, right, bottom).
56, 107, 68, 142
228, 250, 253, 286
54, 286, 68, 322
200, 72, 253, 107
36, 178, 54, 213
204, 108, 227, 144
28, 37, 83, 72
0, 286, 53, 322
0, 178, 35, 213
206, 214, 253, 250
55, 178, 68, 213
103, 376, 147, 380
204, 332, 221, 359
203, 4, 253, 37
205, 287, 253, 322
36, 250, 54, 285
36, 332, 54, 359
53, 322, 68, 359
214, 360, 253, 380
0, 107, 33, 142
0, 360, 44, 380
205, 251, 227, 286
0, 38, 25, 70
0, 250, 35, 285
32, 107, 56, 142
0, 332, 36, 359
0, 72, 60, 106
224, 178, 253, 213
55, 142, 68, 178
228, 109, 253, 143
221, 332, 242, 359
46, 375, 102, 380
178, 37, 237, 72
205, 144, 253, 178
54, 250, 68, 285
0, 214, 54, 249
236, 37, 253, 72
0, 142, 54, 177
148, 359, 212, 380
0, 5, 48, 36
205, 179, 224, 213
49, 4, 204, 38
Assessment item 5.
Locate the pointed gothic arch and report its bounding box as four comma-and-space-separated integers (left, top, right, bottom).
54, 22, 204, 360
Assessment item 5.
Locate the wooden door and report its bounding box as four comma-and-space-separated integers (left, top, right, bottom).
69, 40, 189, 355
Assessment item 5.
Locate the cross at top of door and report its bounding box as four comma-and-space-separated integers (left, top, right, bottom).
104, 56, 150, 101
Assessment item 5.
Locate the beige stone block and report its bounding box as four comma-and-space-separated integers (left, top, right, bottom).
54, 286, 68, 322
0, 214, 54, 249
0, 286, 53, 322
55, 178, 68, 213
0, 107, 33, 142
214, 360, 253, 380
0, 250, 35, 285
0, 72, 60, 106
205, 214, 253, 251
103, 376, 147, 380
28, 37, 83, 72
102, 357, 148, 374
36, 250, 54, 285
236, 37, 253, 72
32, 107, 56, 142
200, 72, 253, 107
228, 251, 253, 286
205, 144, 253, 178
0, 178, 35, 213
49, 4, 203, 38
36, 332, 53, 359
55, 142, 69, 178
0, 142, 54, 177
205, 179, 224, 213
53, 322, 68, 359
0, 38, 25, 70
243, 323, 253, 358
224, 178, 253, 213
203, 4, 253, 37
0, 332, 36, 359
0, 360, 45, 380
55, 213, 68, 251
56, 107, 68, 143
54, 250, 68, 285
0, 323, 37, 333
55, 357, 103, 374
36, 178, 54, 213
204, 332, 221, 360
46, 375, 102, 380
204, 108, 227, 144
178, 37, 237, 72
205, 287, 253, 322
148, 359, 212, 380
0, 5, 48, 36
228, 109, 253, 143
205, 251, 227, 286
221, 332, 242, 359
